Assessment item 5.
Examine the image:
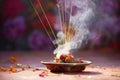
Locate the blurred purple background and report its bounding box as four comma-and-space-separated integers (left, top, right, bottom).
0, 0, 120, 51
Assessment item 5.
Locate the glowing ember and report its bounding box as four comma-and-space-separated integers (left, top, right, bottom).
54, 54, 83, 63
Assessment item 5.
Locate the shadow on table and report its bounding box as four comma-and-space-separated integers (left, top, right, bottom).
77, 71, 102, 75
52, 71, 102, 75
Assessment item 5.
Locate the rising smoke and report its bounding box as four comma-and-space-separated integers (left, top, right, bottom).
54, 0, 96, 58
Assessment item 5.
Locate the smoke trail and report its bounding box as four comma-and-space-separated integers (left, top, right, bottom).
54, 0, 96, 58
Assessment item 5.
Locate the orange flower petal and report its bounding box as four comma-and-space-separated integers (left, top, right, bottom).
0, 67, 7, 72
9, 66, 17, 73
10, 56, 17, 63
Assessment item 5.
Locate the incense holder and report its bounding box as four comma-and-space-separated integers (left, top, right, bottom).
41, 60, 92, 72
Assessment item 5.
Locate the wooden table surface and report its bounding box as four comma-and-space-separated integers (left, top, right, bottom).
0, 50, 120, 80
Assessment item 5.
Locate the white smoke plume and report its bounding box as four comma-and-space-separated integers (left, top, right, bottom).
54, 0, 96, 58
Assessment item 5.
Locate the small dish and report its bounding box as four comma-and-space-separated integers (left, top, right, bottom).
41, 60, 92, 72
